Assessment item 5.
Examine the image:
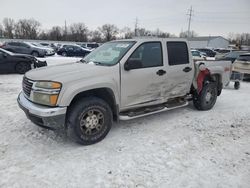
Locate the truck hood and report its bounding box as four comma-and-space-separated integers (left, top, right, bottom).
25, 62, 116, 83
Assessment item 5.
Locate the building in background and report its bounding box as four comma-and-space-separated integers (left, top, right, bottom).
188, 36, 229, 49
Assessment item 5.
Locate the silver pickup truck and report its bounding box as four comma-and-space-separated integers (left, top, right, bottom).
18, 38, 231, 145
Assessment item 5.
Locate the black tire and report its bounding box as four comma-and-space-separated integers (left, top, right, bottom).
193, 82, 217, 111
15, 62, 31, 74
66, 97, 113, 145
31, 51, 39, 57
61, 52, 67, 57
234, 81, 240, 90
217, 83, 223, 96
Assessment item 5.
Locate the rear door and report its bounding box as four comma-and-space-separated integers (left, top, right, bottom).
18, 42, 30, 54
66, 45, 74, 56
162, 41, 194, 99
7, 42, 21, 53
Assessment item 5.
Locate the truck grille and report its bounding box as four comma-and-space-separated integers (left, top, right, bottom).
22, 77, 33, 97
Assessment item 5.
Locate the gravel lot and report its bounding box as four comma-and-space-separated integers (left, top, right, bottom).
0, 56, 250, 188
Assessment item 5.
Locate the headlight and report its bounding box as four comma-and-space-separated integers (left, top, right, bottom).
35, 81, 61, 89
31, 81, 62, 106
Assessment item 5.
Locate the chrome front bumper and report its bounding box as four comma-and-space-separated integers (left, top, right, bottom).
17, 92, 67, 130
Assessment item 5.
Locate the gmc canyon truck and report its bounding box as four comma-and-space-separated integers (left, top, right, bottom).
18, 38, 231, 145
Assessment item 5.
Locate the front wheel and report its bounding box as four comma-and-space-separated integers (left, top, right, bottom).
66, 97, 113, 145
15, 62, 31, 74
193, 82, 217, 111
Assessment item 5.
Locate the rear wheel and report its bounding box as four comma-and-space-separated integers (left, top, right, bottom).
67, 97, 113, 145
15, 62, 31, 74
193, 82, 217, 111
62, 52, 67, 57
31, 51, 39, 57
234, 81, 240, 90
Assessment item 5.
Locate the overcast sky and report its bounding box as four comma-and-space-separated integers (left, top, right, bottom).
1, 0, 249, 37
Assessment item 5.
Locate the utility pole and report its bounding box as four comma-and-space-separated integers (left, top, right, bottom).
64, 20, 67, 40
134, 17, 139, 37
187, 6, 194, 38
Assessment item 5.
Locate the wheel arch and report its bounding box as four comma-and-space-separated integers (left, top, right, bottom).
31, 50, 39, 56
67, 88, 119, 121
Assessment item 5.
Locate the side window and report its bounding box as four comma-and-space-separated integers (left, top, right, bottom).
167, 42, 189, 65
65, 45, 73, 50
128, 42, 163, 68
19, 43, 29, 48
74, 46, 81, 50
9, 42, 20, 46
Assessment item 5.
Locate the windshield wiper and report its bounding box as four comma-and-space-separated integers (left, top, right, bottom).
79, 59, 87, 63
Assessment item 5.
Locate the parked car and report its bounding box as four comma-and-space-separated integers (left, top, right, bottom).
214, 49, 234, 59
31, 43, 55, 56
214, 49, 231, 54
196, 48, 217, 57
18, 38, 232, 145
79, 42, 99, 50
40, 42, 59, 52
216, 50, 250, 63
1, 41, 47, 57
57, 44, 91, 57
233, 53, 250, 80
0, 48, 47, 74
191, 50, 206, 61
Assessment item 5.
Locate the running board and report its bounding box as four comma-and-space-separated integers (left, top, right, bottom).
119, 101, 189, 120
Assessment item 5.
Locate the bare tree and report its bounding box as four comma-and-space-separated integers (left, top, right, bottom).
179, 30, 198, 38
89, 30, 102, 42
2, 18, 15, 38
48, 26, 63, 41
98, 24, 118, 41
0, 24, 3, 38
136, 28, 151, 37
228, 33, 250, 46
151, 29, 172, 38
120, 27, 133, 39
39, 31, 49, 40
15, 18, 41, 39
68, 23, 88, 42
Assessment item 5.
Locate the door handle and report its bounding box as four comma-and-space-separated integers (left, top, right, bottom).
156, 69, 166, 76
183, 67, 192, 72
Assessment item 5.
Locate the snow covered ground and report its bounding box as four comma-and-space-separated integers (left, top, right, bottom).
0, 56, 250, 188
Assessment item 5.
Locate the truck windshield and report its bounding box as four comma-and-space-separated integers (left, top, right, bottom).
82, 41, 135, 65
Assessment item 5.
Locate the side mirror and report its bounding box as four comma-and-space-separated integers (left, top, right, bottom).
124, 59, 142, 71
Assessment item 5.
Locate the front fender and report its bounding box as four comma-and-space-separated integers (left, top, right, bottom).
57, 78, 119, 107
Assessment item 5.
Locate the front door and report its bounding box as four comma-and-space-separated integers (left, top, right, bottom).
0, 52, 11, 73
121, 42, 167, 109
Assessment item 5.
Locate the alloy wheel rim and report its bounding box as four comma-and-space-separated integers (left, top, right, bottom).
79, 109, 104, 135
